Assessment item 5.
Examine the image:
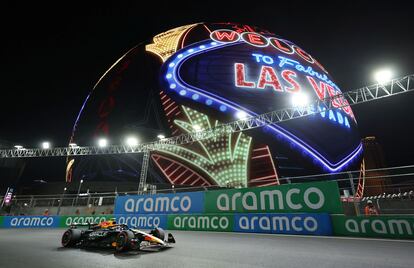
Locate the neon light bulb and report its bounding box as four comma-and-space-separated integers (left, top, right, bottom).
192, 94, 199, 100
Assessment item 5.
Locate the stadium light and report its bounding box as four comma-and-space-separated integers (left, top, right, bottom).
69, 143, 78, 148
235, 110, 249, 120
14, 145, 23, 150
125, 136, 139, 146
157, 134, 165, 140
41, 141, 50, 149
374, 69, 393, 84
291, 92, 310, 107
98, 138, 108, 148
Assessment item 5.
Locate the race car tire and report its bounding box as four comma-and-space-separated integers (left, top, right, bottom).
115, 230, 135, 252
151, 227, 165, 241
61, 229, 82, 247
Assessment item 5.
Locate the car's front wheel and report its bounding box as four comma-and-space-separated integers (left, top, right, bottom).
151, 227, 165, 241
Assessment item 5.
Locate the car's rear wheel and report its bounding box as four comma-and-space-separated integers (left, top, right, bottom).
115, 230, 135, 252
61, 229, 82, 247
151, 227, 165, 241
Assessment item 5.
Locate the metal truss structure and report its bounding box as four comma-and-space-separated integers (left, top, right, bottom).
137, 150, 150, 194
1, 74, 413, 159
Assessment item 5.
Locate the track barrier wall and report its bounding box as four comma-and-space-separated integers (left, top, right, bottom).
1, 181, 413, 239
331, 215, 414, 239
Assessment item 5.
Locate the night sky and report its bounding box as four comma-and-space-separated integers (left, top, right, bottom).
1, 1, 414, 182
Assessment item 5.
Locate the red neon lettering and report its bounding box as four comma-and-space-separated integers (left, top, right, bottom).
282, 70, 300, 93
326, 85, 341, 108
257, 66, 282, 91
245, 33, 266, 46
269, 38, 294, 54
213, 30, 238, 42
294, 46, 314, 63
235, 63, 255, 88
307, 76, 326, 100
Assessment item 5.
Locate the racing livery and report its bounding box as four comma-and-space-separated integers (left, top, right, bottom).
61, 218, 175, 252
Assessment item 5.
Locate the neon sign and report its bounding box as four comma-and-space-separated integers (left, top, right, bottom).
235, 63, 301, 93
210, 29, 328, 73
161, 36, 361, 172
234, 53, 355, 120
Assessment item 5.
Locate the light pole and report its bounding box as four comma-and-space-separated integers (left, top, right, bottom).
57, 187, 67, 215
72, 179, 83, 207
374, 68, 393, 84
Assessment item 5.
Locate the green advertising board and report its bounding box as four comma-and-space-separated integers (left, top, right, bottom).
0, 216, 3, 227
59, 215, 113, 227
204, 181, 342, 214
331, 215, 414, 239
168, 214, 234, 232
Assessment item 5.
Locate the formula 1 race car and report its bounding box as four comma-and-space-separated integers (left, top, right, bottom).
61, 218, 175, 252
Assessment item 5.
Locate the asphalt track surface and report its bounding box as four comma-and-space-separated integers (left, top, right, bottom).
0, 229, 413, 268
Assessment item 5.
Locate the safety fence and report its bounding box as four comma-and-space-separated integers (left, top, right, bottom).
1, 181, 413, 239
6, 165, 414, 217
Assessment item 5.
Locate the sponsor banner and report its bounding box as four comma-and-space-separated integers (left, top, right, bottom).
2, 216, 60, 228
205, 181, 342, 214
234, 213, 332, 235
115, 214, 167, 229
59, 215, 114, 227
114, 191, 204, 215
168, 214, 234, 232
332, 215, 414, 239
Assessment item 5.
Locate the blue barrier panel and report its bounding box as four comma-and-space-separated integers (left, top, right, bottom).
3, 216, 60, 228
234, 213, 332, 235
115, 214, 167, 229
115, 191, 204, 214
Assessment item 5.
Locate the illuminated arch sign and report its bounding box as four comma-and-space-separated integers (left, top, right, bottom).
160, 30, 362, 172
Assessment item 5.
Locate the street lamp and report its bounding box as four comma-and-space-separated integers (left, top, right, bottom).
98, 138, 108, 148
41, 141, 50, 149
235, 110, 249, 121
57, 187, 67, 215
374, 69, 393, 84
291, 92, 310, 107
72, 179, 84, 207
125, 136, 139, 146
